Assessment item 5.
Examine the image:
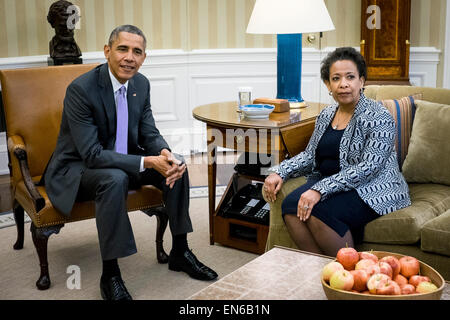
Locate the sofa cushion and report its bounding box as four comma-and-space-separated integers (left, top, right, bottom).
380, 94, 422, 168
363, 183, 450, 244
402, 100, 450, 186
421, 209, 450, 256
364, 85, 450, 105
362, 86, 378, 100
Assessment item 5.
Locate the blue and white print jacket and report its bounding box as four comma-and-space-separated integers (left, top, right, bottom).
275, 93, 411, 215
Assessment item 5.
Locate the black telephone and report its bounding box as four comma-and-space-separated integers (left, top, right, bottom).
222, 183, 270, 225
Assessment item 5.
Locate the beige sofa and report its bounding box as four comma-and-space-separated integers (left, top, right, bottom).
264, 85, 450, 280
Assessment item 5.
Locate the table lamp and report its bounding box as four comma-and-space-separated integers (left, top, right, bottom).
246, 0, 335, 108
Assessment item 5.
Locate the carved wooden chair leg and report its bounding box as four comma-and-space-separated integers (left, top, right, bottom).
142, 206, 169, 263
30, 223, 63, 290
12, 202, 25, 250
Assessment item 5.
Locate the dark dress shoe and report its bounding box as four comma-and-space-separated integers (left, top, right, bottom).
169, 249, 218, 281
100, 276, 133, 300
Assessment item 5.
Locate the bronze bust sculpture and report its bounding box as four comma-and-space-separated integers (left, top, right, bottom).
47, 0, 82, 65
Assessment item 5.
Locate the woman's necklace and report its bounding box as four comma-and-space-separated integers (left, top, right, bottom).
333, 109, 352, 130
332, 114, 339, 130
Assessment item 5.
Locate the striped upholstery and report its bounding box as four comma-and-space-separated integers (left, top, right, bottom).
380, 94, 423, 169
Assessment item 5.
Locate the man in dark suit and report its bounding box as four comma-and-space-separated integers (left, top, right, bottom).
44, 25, 217, 300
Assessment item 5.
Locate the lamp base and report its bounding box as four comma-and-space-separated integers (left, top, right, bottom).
289, 101, 308, 109
277, 34, 305, 106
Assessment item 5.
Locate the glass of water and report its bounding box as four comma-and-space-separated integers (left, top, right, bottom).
238, 87, 252, 107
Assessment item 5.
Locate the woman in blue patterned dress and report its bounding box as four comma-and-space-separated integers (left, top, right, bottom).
263, 47, 410, 256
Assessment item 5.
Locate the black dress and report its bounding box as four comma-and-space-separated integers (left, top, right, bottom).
281, 124, 379, 243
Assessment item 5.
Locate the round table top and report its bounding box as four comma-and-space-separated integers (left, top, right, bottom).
192, 101, 326, 129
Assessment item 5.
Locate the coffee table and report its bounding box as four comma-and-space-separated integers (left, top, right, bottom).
189, 246, 450, 300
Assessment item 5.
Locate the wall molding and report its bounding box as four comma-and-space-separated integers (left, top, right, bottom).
0, 47, 442, 174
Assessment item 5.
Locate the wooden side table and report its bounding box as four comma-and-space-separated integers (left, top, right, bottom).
193, 102, 324, 254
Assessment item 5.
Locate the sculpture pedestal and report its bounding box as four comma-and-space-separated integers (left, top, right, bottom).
47, 57, 83, 66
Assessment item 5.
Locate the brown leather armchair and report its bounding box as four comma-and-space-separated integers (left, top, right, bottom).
0, 64, 169, 290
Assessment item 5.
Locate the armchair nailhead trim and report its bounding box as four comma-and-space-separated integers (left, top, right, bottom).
32, 203, 164, 228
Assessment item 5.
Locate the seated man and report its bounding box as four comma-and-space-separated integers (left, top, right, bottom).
43, 24, 218, 300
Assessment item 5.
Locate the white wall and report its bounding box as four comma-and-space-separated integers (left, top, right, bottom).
0, 46, 442, 175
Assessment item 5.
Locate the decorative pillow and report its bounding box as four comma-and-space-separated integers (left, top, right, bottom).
380, 94, 422, 169
402, 100, 450, 186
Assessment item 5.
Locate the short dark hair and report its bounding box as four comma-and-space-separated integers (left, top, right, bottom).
320, 47, 367, 83
108, 25, 147, 50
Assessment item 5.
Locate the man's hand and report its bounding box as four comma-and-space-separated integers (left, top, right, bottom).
143, 154, 172, 176
263, 173, 283, 202
146, 149, 186, 189
163, 150, 186, 189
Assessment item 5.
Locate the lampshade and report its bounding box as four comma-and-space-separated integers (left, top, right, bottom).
246, 0, 335, 34
246, 0, 335, 107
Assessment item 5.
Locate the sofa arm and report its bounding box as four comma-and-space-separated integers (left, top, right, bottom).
8, 135, 45, 212
264, 176, 307, 251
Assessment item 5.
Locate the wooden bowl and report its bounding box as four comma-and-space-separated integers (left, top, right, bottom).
322, 251, 445, 300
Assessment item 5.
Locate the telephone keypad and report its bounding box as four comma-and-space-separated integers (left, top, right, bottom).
222, 183, 270, 225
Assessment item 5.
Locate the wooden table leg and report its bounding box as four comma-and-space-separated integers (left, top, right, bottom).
207, 134, 217, 245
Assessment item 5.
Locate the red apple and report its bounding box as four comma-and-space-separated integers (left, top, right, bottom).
416, 281, 438, 293
378, 261, 393, 279
322, 261, 344, 283
330, 270, 354, 291
380, 256, 401, 278
409, 275, 431, 287
393, 274, 408, 287
367, 273, 391, 294
365, 264, 381, 277
355, 259, 376, 271
399, 256, 420, 278
336, 247, 359, 271
376, 280, 401, 295
400, 284, 416, 295
359, 251, 379, 263
350, 269, 369, 292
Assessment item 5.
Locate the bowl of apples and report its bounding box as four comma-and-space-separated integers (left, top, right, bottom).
321, 248, 445, 300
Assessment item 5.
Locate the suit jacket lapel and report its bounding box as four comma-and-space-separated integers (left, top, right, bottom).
98, 63, 116, 139
316, 104, 337, 142
126, 78, 139, 151
127, 77, 137, 117
339, 95, 367, 168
